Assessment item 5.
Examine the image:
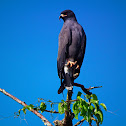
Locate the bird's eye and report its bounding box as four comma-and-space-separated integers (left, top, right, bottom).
65, 13, 67, 15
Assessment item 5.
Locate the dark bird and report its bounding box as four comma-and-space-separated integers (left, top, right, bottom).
57, 10, 86, 94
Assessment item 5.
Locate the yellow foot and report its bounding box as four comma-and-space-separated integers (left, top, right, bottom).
66, 61, 77, 68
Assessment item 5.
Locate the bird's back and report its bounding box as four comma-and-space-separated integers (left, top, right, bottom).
61, 20, 85, 64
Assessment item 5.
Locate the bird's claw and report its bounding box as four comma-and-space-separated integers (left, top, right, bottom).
66, 61, 74, 67
76, 64, 79, 69
66, 61, 77, 68
66, 61, 79, 70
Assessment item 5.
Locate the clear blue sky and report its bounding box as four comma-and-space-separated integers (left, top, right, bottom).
0, 0, 126, 126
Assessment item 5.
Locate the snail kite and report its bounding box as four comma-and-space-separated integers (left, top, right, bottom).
57, 10, 86, 94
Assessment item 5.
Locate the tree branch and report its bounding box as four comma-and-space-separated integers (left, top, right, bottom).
53, 90, 74, 126
74, 118, 85, 126
74, 117, 99, 126
0, 88, 53, 126
45, 110, 59, 113
73, 83, 92, 95
63, 90, 73, 126
87, 86, 102, 91
73, 83, 102, 95
91, 117, 99, 126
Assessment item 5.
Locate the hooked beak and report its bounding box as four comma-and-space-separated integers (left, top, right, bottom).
59, 14, 67, 20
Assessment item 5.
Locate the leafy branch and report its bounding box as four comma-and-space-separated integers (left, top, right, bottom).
0, 85, 106, 126
57, 91, 107, 126
0, 88, 53, 126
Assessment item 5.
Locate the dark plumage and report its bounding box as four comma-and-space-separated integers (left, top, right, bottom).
57, 10, 86, 94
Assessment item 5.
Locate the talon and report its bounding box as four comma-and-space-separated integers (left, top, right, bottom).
66, 60, 78, 68
73, 73, 79, 79
76, 65, 79, 69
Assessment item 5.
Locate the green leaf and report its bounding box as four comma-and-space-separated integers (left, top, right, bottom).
95, 114, 100, 124
25, 104, 34, 111
85, 94, 91, 99
86, 105, 94, 122
89, 105, 94, 111
77, 91, 82, 97
84, 115, 87, 120
72, 101, 80, 119
18, 109, 21, 116
90, 99, 99, 112
73, 109, 80, 115
72, 101, 78, 111
95, 109, 103, 124
61, 100, 65, 103
23, 107, 26, 114
74, 113, 79, 119
77, 96, 81, 101
83, 105, 88, 112
26, 105, 31, 111
87, 108, 92, 122
80, 106, 86, 117
58, 103, 64, 114
81, 100, 88, 110
100, 103, 107, 111
40, 102, 46, 113
92, 94, 98, 100
29, 104, 34, 109
90, 99, 99, 105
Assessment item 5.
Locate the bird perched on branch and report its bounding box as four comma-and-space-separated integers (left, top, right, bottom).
57, 10, 86, 94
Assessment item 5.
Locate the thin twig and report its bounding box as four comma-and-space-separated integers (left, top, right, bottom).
0, 115, 14, 120
74, 118, 85, 126
74, 83, 102, 95
0, 88, 53, 126
87, 86, 102, 91
74, 117, 99, 126
107, 110, 117, 115
45, 110, 59, 113
38, 98, 78, 104
65, 99, 78, 103
91, 117, 99, 126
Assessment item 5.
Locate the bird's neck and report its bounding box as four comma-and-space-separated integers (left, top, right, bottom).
63, 17, 77, 22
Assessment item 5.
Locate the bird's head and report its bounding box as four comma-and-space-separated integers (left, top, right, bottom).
59, 10, 77, 22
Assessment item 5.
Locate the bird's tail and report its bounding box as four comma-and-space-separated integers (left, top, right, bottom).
63, 65, 73, 90
58, 65, 73, 94
63, 73, 73, 90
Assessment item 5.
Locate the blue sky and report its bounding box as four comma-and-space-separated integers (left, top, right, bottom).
0, 0, 126, 126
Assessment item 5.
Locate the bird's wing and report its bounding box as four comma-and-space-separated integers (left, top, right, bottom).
57, 26, 72, 78
77, 29, 86, 68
